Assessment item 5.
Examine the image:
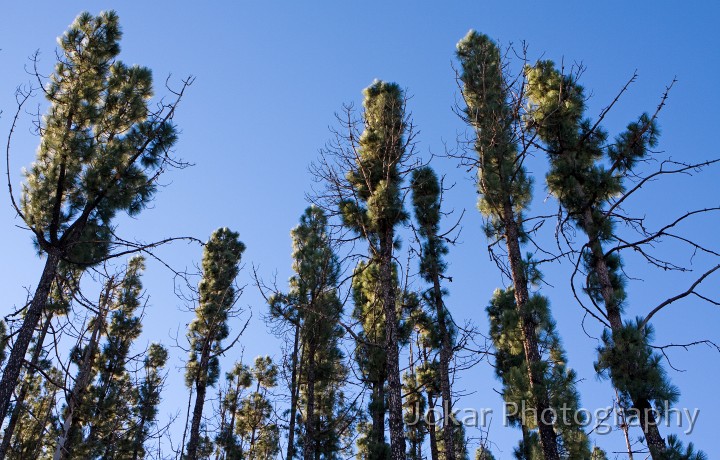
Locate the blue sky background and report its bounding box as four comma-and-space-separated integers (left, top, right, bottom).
1, 1, 719, 458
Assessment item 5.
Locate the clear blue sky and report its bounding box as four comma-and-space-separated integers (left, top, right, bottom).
1, 1, 719, 458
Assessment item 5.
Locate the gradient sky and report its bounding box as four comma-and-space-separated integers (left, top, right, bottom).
1, 1, 719, 458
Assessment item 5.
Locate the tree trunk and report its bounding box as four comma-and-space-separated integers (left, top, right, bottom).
427, 392, 439, 460
431, 276, 456, 460
304, 341, 317, 460
379, 232, 406, 460
503, 202, 560, 460
0, 312, 53, 460
54, 296, 108, 460
582, 209, 667, 459
371, 379, 386, 453
0, 252, 60, 425
287, 323, 301, 460
186, 350, 211, 460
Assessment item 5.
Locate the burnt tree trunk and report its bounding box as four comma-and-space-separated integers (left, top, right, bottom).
0, 251, 60, 425
0, 312, 53, 459
583, 209, 667, 458
379, 232, 406, 460
503, 202, 560, 460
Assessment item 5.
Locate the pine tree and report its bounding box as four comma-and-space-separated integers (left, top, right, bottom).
215, 362, 252, 459
340, 80, 411, 460
269, 206, 350, 459
487, 288, 591, 459
523, 59, 705, 459
590, 447, 608, 460
456, 31, 568, 460
352, 261, 390, 460
185, 228, 245, 459
475, 446, 496, 460
129, 343, 169, 460
53, 257, 153, 460
1, 10, 187, 424
54, 273, 116, 460
81, 257, 146, 457
235, 356, 280, 459
410, 166, 462, 460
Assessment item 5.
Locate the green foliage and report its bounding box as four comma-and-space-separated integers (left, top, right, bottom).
269, 206, 351, 459
437, 422, 470, 460
215, 362, 252, 458
525, 59, 688, 455
80, 257, 149, 458
6, 368, 62, 459
352, 261, 390, 459
410, 167, 449, 289
130, 343, 169, 458
664, 435, 707, 460
186, 228, 245, 389
456, 31, 532, 238
513, 431, 543, 460
487, 288, 591, 458
233, 356, 280, 459
20, 11, 178, 264
595, 320, 679, 415
475, 446, 497, 460
591, 446, 608, 460
341, 80, 409, 240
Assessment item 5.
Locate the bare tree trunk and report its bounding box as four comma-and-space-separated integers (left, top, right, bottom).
504, 203, 560, 460
0, 312, 53, 459
379, 232, 406, 460
54, 295, 108, 460
0, 252, 60, 425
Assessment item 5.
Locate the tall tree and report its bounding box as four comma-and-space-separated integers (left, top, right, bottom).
81, 257, 146, 457
456, 31, 562, 460
54, 273, 116, 460
410, 166, 461, 460
185, 228, 245, 459
53, 257, 153, 460
339, 80, 411, 460
268, 206, 349, 459
130, 343, 169, 460
235, 356, 280, 459
524, 60, 709, 459
1, 10, 189, 424
215, 361, 252, 459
